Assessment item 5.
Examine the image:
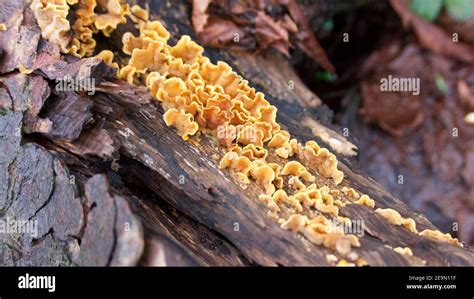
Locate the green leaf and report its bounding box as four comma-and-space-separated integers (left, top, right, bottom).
410, 0, 443, 20
444, 0, 474, 21
314, 71, 337, 82
322, 19, 334, 32
434, 74, 448, 94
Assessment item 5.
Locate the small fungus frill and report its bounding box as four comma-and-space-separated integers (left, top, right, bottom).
280, 212, 361, 256
375, 208, 418, 233
336, 259, 356, 267
281, 161, 315, 183
393, 247, 413, 257
341, 187, 360, 199
280, 214, 307, 232
163, 109, 199, 141
219, 152, 252, 174
129, 4, 149, 24
250, 163, 276, 195
259, 190, 302, 212
298, 144, 344, 185
31, 0, 72, 53
96, 50, 119, 69
288, 176, 306, 191
355, 194, 375, 208
94, 0, 129, 37
419, 229, 461, 247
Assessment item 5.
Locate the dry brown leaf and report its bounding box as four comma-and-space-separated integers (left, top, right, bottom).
360, 44, 428, 136
255, 10, 291, 56
457, 79, 474, 110
284, 0, 335, 73
192, 0, 211, 34
360, 80, 424, 137
198, 16, 246, 48
191, 0, 334, 72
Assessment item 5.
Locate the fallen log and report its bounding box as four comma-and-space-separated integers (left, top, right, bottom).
0, 0, 473, 266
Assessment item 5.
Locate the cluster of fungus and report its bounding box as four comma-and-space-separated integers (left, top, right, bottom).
31, 0, 130, 57
28, 0, 462, 265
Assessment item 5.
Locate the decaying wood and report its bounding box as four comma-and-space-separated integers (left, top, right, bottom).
0, 0, 473, 266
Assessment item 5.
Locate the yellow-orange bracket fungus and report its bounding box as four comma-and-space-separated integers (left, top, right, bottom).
375, 208, 417, 234
355, 194, 375, 208
31, 1, 462, 264
163, 109, 199, 141
31, 0, 130, 57
31, 0, 72, 53
393, 247, 414, 257
419, 229, 462, 247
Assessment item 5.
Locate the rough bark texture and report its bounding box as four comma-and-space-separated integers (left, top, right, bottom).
0, 0, 473, 266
